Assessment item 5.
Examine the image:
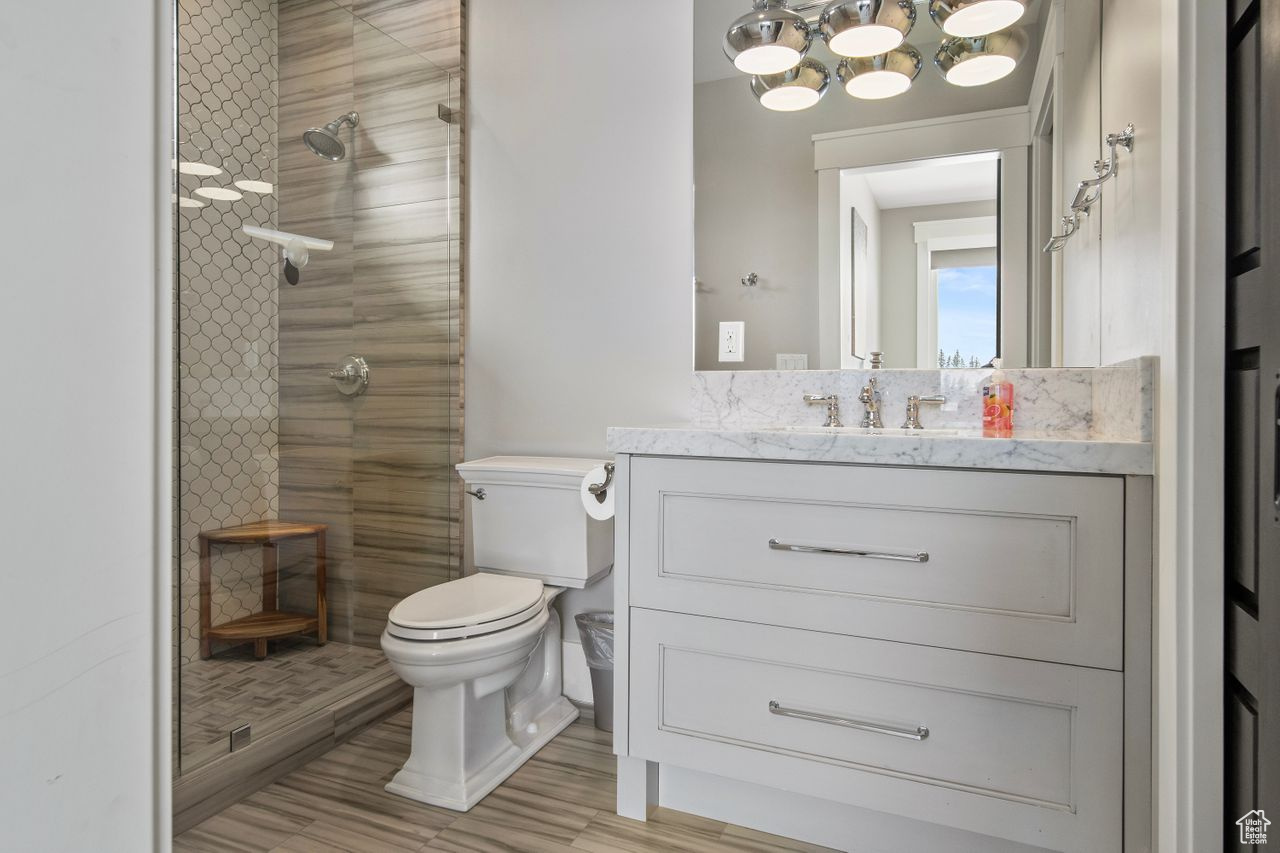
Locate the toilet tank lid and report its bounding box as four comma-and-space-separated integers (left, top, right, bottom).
456, 456, 607, 480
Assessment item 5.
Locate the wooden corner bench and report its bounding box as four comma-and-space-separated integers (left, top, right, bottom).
198, 520, 327, 660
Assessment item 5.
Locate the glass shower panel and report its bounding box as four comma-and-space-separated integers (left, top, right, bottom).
175, 0, 460, 776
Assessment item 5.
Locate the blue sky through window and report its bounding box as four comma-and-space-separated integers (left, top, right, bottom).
936, 265, 997, 368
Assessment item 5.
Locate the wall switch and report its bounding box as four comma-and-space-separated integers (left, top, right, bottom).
718, 321, 745, 362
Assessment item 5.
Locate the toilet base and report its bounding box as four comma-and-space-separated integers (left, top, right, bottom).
384, 695, 578, 811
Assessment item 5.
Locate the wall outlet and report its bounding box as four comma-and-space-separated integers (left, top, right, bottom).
719, 321, 745, 362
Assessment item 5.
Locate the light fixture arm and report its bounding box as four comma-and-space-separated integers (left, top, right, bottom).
757, 0, 924, 29
786, 0, 927, 16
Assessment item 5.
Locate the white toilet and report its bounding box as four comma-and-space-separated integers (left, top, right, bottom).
380, 456, 613, 811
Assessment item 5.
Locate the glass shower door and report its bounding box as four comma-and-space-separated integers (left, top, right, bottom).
174, 0, 461, 776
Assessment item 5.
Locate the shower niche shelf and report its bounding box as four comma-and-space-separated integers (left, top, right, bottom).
198, 520, 328, 660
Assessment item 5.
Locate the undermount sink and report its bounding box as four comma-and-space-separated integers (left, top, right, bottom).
766, 426, 960, 437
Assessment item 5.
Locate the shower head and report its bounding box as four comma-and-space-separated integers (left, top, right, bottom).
302, 111, 359, 161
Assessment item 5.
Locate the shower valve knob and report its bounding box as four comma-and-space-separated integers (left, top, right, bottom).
328, 355, 369, 396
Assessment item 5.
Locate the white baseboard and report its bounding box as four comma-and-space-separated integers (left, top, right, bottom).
561, 640, 593, 705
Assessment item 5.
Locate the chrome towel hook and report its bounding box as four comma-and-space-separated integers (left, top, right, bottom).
1045, 124, 1135, 253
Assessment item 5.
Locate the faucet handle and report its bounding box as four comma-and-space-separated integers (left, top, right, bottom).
902, 394, 946, 430
858, 377, 879, 404
803, 394, 842, 428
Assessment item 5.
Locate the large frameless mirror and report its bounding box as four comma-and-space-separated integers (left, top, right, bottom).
693, 0, 1104, 370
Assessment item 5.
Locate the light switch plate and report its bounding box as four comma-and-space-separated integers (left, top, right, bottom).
719, 321, 745, 362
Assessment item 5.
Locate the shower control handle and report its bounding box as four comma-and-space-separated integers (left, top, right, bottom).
328, 355, 369, 396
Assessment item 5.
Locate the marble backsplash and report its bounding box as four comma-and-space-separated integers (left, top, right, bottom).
691, 358, 1154, 442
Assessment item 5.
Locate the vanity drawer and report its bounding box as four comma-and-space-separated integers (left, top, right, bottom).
630, 608, 1123, 853
629, 456, 1126, 669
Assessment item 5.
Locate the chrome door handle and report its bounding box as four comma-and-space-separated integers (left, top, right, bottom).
466, 488, 486, 501
768, 700, 929, 741
768, 538, 929, 563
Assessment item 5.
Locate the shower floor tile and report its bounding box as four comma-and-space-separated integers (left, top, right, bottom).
180, 639, 389, 771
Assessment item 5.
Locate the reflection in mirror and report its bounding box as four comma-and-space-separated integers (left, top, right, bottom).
692, 0, 1110, 371
838, 152, 999, 369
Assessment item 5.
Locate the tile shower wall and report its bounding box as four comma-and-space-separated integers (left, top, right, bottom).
275, 0, 463, 648
176, 0, 280, 664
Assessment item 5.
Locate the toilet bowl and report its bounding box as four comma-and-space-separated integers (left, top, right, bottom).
380, 456, 614, 811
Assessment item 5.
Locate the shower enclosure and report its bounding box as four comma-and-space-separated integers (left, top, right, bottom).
172, 0, 463, 785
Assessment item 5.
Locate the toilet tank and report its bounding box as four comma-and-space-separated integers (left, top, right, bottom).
457, 456, 614, 588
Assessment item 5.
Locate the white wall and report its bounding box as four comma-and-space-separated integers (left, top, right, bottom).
1051, 0, 1163, 368
466, 0, 693, 673
694, 80, 825, 371
0, 4, 167, 851
467, 0, 692, 460
1057, 0, 1104, 366
1099, 0, 1164, 365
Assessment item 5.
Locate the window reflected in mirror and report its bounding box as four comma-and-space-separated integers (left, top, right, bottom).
937, 265, 997, 368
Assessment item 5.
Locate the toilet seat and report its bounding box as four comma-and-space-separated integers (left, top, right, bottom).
387, 574, 545, 642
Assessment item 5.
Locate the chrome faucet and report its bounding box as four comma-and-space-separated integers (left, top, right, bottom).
803, 394, 843, 428
902, 395, 946, 430
858, 378, 883, 429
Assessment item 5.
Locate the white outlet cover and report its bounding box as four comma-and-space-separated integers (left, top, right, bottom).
719, 321, 745, 362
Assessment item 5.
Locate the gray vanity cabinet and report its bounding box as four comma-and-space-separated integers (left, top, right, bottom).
613, 454, 1153, 853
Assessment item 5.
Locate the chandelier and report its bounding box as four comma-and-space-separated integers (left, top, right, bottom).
723, 0, 1029, 111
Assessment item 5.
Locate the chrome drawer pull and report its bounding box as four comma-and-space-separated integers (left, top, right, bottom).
768, 700, 930, 741
768, 538, 929, 563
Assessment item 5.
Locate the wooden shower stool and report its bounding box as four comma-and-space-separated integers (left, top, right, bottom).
199, 520, 327, 660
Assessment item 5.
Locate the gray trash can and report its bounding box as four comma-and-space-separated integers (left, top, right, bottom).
574, 611, 614, 732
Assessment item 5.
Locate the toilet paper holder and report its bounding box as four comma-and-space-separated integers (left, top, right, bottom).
587, 462, 615, 504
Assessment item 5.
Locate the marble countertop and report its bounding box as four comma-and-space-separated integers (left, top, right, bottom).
607, 424, 1153, 476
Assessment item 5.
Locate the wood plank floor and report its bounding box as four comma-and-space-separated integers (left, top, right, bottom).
175, 706, 833, 852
